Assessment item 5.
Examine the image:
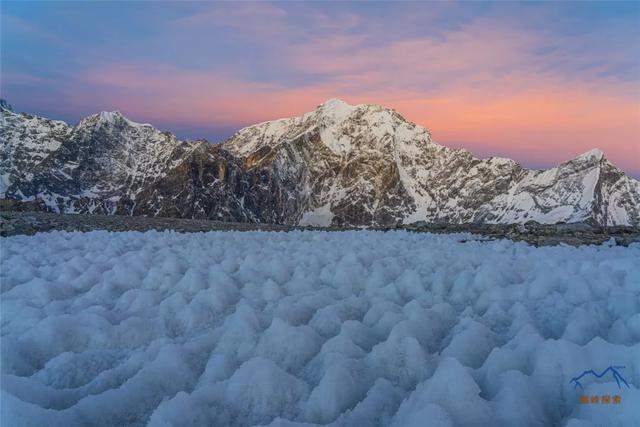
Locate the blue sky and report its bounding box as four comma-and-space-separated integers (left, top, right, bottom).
2, 1, 639, 174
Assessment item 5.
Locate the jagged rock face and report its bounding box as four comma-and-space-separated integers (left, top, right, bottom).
223, 101, 433, 226
1, 111, 72, 199
223, 99, 640, 226
131, 144, 300, 223
0, 105, 294, 223
1, 99, 639, 226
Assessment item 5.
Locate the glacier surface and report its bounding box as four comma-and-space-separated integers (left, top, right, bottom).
1, 230, 639, 426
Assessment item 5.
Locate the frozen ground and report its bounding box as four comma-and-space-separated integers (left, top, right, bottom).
1, 230, 639, 426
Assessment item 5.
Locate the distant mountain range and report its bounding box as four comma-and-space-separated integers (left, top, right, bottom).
1, 99, 639, 226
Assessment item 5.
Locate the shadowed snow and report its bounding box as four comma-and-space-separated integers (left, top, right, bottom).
1, 230, 639, 426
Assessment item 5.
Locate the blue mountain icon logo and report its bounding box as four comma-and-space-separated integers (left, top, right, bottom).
570, 366, 630, 390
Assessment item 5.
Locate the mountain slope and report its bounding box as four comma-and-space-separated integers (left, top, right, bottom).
1, 99, 639, 226
222, 99, 640, 226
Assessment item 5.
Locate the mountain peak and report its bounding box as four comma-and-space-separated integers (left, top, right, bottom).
0, 99, 14, 113
314, 98, 358, 125
98, 110, 124, 122
4, 102, 639, 227
78, 110, 153, 130
317, 98, 355, 114
575, 148, 605, 163
319, 98, 350, 109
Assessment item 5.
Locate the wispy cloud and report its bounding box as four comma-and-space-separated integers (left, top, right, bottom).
3, 1, 639, 174
173, 2, 288, 37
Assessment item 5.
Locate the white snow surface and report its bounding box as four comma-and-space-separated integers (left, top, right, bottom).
299, 204, 334, 227
1, 230, 639, 427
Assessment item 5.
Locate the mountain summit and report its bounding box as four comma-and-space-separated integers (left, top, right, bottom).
0, 99, 13, 113
1, 100, 639, 226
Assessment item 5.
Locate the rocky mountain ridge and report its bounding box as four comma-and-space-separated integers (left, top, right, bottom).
1, 99, 639, 226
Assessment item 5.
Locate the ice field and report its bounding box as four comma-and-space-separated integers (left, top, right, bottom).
1, 230, 639, 426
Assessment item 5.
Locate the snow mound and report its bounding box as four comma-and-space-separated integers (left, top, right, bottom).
1, 230, 639, 426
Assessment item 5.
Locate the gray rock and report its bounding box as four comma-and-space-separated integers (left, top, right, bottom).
2, 99, 639, 227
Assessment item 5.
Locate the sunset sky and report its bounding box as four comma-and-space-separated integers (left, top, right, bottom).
2, 1, 639, 176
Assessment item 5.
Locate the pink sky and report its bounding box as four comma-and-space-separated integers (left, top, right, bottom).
3, 2, 639, 175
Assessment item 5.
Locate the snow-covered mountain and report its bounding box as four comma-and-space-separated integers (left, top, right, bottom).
2, 99, 639, 226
